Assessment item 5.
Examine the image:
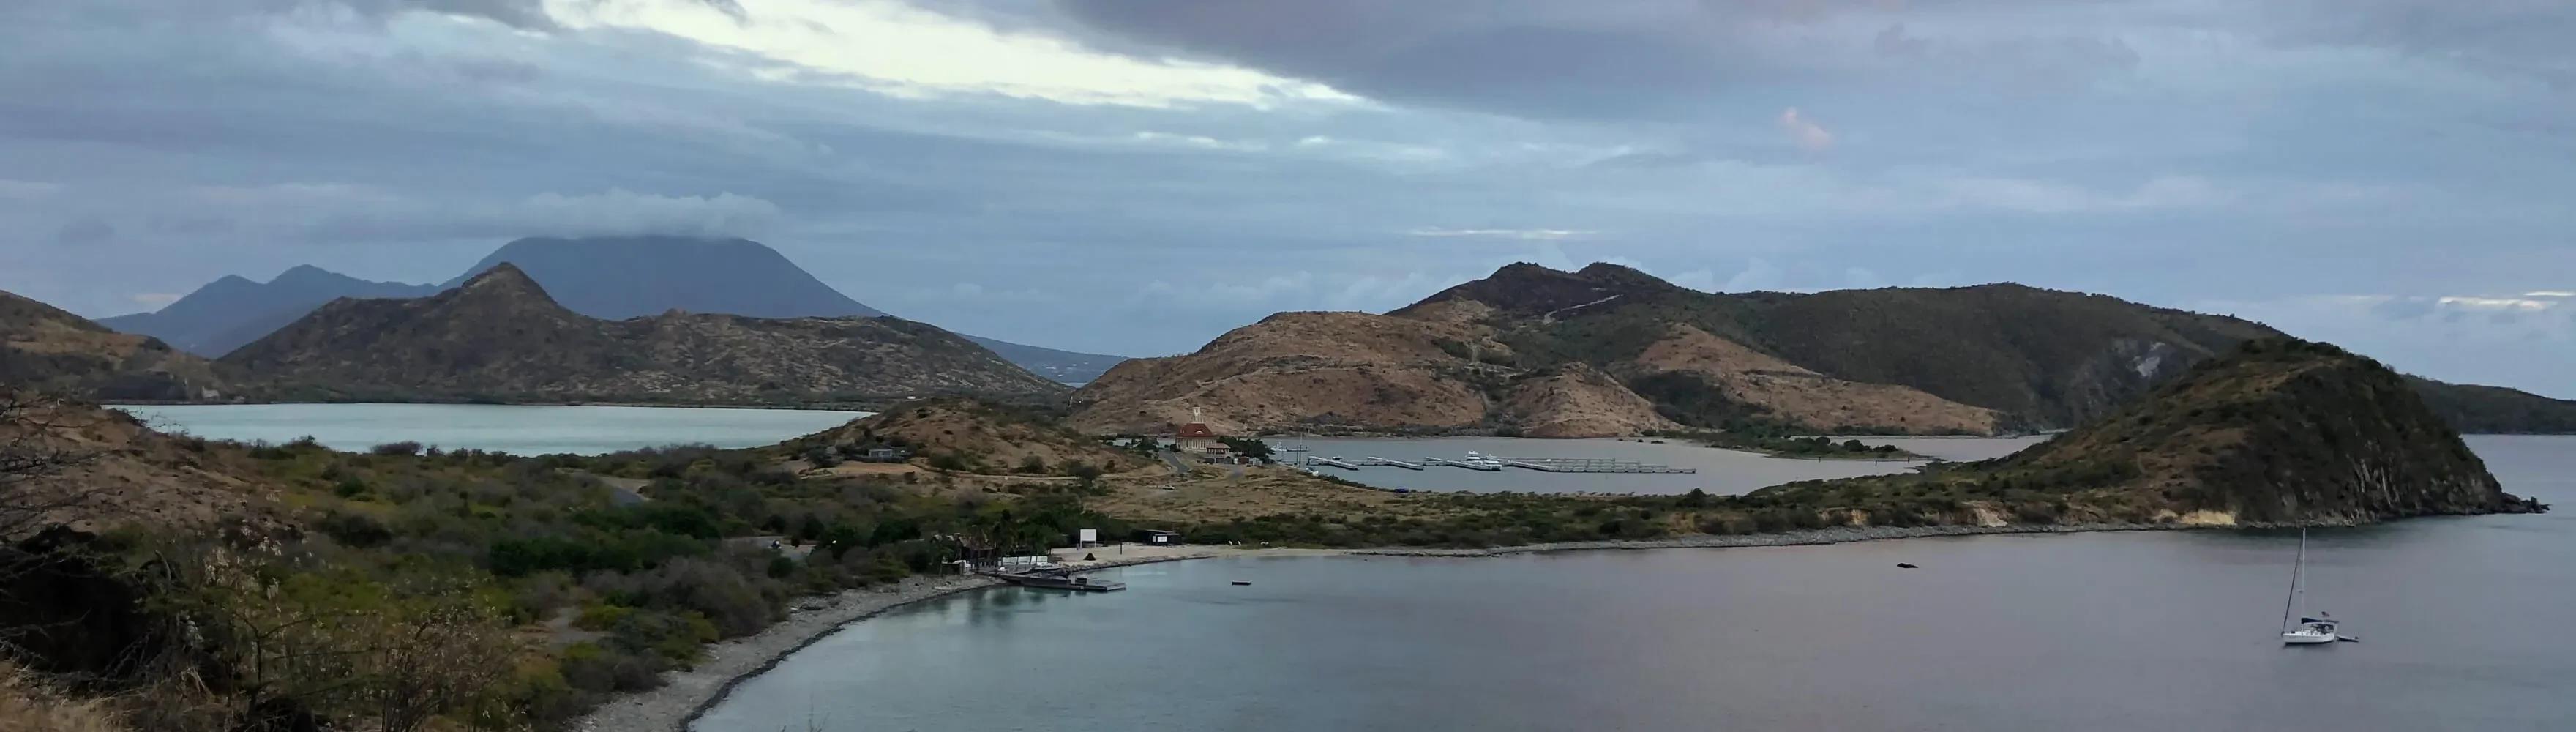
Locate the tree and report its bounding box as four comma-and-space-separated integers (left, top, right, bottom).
1218, 437, 1276, 463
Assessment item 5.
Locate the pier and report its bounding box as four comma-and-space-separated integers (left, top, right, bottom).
1422, 457, 1501, 471
1360, 457, 1426, 470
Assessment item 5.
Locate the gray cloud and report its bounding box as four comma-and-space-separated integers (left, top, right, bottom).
0, 0, 2570, 394
55, 217, 114, 246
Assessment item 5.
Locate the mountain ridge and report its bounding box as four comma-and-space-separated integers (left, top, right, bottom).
1073, 262, 2576, 436
220, 264, 1067, 406
100, 236, 1129, 383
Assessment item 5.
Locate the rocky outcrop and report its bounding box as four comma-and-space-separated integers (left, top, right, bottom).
222, 265, 1066, 406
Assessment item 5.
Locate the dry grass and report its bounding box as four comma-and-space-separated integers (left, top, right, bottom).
0, 663, 125, 732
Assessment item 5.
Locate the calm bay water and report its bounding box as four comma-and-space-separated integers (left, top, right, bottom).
110, 403, 869, 455
1285, 436, 1929, 495
700, 436, 2576, 732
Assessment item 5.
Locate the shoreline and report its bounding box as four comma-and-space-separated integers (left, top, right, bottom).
583, 522, 2230, 732
574, 553, 1248, 732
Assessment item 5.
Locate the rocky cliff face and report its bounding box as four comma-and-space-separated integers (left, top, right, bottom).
1, 290, 227, 400
222, 265, 1065, 406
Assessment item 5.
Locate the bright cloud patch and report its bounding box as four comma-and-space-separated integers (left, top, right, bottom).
1408, 227, 1596, 241
541, 0, 1357, 108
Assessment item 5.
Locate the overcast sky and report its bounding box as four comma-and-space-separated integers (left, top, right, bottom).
3, 0, 2570, 396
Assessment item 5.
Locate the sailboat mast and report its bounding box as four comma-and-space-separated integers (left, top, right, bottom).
2280, 526, 2306, 632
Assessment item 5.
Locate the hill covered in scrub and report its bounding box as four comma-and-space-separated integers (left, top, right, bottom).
220, 265, 1066, 406
1743, 339, 2543, 526
783, 399, 1147, 476
1074, 262, 2576, 438
0, 290, 228, 401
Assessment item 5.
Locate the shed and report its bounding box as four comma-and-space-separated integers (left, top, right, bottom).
1136, 529, 1181, 546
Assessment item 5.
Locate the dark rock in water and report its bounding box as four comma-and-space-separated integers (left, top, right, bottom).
1231, 580, 1252, 586
1897, 562, 1920, 569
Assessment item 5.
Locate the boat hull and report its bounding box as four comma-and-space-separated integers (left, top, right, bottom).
2281, 631, 2338, 644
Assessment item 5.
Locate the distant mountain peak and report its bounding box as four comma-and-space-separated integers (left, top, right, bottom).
453, 262, 558, 304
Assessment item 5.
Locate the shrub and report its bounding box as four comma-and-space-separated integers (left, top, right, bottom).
370, 441, 424, 457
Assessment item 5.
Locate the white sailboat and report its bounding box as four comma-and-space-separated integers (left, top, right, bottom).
2280, 526, 2353, 644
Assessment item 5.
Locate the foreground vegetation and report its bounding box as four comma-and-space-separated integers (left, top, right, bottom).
1, 400, 1129, 731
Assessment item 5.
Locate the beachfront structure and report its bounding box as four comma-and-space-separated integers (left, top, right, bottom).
1137, 529, 1180, 545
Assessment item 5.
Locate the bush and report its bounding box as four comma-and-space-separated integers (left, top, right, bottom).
315, 509, 393, 548
370, 441, 424, 456
1016, 455, 1047, 474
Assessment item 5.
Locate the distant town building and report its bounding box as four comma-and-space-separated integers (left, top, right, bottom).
1175, 421, 1221, 454
859, 446, 912, 462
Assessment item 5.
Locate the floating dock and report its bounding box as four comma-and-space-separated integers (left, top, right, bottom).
1492, 457, 1696, 474
1422, 457, 1501, 471
1360, 457, 1425, 470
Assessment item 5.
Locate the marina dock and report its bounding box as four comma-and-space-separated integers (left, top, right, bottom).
1493, 457, 1696, 474
1422, 457, 1501, 471
1360, 457, 1426, 470
1293, 452, 1693, 474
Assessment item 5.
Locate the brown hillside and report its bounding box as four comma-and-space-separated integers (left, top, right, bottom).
1496, 363, 1679, 438
1, 394, 282, 540
1625, 324, 2000, 433
222, 265, 1064, 406
1068, 311, 1505, 435
1, 291, 227, 401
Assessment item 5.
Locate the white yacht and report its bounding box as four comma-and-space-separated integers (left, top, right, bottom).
2280, 527, 2354, 644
